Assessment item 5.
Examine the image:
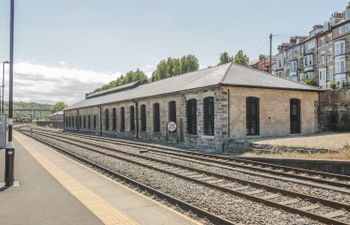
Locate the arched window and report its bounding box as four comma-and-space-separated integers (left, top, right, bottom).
290, 98, 301, 134
65, 117, 68, 127
112, 108, 117, 131
186, 99, 197, 135
153, 103, 160, 132
105, 109, 109, 131
140, 104, 146, 131
130, 106, 135, 131
93, 115, 97, 129
120, 107, 125, 132
246, 97, 259, 136
203, 97, 215, 136
168, 101, 176, 123
79, 116, 82, 129
88, 115, 91, 129
83, 115, 86, 128
71, 116, 74, 128
76, 116, 78, 129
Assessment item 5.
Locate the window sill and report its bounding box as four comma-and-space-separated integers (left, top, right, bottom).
202, 135, 215, 139
186, 134, 199, 137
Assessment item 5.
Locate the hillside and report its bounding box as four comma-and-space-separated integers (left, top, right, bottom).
2, 102, 52, 119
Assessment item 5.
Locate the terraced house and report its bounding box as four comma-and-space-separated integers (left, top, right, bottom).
64, 63, 320, 152
273, 2, 350, 89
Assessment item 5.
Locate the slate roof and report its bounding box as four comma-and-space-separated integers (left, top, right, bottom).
86, 81, 141, 99
66, 63, 319, 110
222, 64, 320, 91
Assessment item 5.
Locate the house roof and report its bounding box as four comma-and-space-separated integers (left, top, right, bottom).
86, 81, 141, 99
222, 64, 320, 91
66, 63, 320, 110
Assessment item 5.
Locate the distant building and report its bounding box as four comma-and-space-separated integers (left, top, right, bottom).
273, 2, 350, 89
249, 55, 275, 73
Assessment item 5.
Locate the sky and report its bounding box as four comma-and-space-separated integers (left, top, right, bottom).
0, 0, 348, 105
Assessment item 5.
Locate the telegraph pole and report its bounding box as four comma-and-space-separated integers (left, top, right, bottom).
269, 33, 273, 74
5, 0, 15, 187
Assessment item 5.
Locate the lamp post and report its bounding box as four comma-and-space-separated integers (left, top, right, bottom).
5, 0, 15, 187
2, 61, 9, 114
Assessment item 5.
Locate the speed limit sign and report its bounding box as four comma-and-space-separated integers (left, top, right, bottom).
167, 121, 177, 132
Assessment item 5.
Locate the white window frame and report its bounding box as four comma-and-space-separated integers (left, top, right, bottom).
339, 24, 350, 35
335, 41, 345, 56
335, 59, 346, 74
289, 61, 297, 72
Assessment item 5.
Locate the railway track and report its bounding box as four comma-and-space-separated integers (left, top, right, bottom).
19, 127, 350, 225
35, 127, 350, 190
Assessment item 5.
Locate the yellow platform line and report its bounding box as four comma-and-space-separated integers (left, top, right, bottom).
15, 135, 139, 225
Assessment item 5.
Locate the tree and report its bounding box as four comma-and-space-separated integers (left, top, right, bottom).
233, 50, 249, 66
50, 102, 67, 113
151, 54, 199, 81
92, 69, 148, 93
218, 52, 233, 65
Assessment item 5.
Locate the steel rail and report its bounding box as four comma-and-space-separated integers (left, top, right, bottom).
22, 130, 350, 225
37, 128, 350, 188
21, 131, 235, 225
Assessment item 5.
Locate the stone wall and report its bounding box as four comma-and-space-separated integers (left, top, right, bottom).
319, 88, 350, 131
226, 86, 319, 140
64, 86, 320, 153
64, 87, 226, 151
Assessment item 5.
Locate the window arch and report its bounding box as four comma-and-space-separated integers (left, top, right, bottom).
105, 109, 109, 131
120, 107, 125, 132
186, 99, 197, 135
290, 98, 301, 134
246, 97, 259, 136
112, 108, 117, 131
140, 104, 146, 131
203, 97, 215, 136
88, 115, 91, 129
93, 115, 97, 129
153, 103, 160, 132
168, 101, 176, 123
130, 106, 135, 131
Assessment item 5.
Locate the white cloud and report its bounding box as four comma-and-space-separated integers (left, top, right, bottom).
59, 61, 67, 66
1, 62, 122, 105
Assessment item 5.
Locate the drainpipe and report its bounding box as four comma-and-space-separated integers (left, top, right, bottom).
133, 99, 139, 138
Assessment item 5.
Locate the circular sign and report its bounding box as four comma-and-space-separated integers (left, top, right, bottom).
167, 121, 177, 132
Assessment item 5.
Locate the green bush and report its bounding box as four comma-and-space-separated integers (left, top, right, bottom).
305, 78, 317, 86
327, 80, 337, 89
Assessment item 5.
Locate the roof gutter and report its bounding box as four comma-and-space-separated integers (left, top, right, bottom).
220, 83, 323, 92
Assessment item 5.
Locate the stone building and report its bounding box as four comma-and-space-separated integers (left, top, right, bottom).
273, 2, 350, 89
64, 63, 320, 152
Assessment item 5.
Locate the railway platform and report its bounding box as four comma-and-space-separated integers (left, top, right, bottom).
0, 131, 200, 225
